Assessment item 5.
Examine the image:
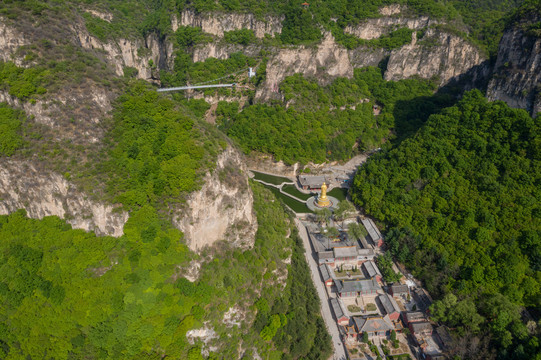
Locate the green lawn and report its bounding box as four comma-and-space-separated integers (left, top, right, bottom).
282, 184, 312, 200
328, 187, 348, 201
252, 171, 293, 185
366, 303, 377, 311
266, 185, 313, 214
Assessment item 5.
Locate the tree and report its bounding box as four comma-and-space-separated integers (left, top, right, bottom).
326, 227, 339, 239
351, 89, 541, 353
348, 222, 368, 241
334, 200, 356, 221
315, 208, 332, 226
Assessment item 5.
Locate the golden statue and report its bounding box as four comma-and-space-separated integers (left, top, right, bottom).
317, 182, 331, 207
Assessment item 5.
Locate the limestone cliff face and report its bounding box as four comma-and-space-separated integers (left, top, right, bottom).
0, 19, 27, 64
256, 32, 354, 101
191, 33, 384, 101
193, 42, 261, 63
175, 10, 283, 38
0, 159, 129, 236
345, 16, 436, 40
385, 29, 486, 86
73, 25, 173, 81
173, 146, 257, 252
487, 16, 541, 117
186, 11, 484, 100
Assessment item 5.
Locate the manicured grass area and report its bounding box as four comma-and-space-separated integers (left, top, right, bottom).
266, 185, 313, 214
348, 305, 362, 312
282, 184, 312, 200
252, 171, 293, 185
328, 187, 348, 201
366, 303, 377, 311
335, 268, 362, 276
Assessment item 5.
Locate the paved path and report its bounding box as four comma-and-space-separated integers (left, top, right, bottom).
294, 218, 347, 360
252, 179, 309, 203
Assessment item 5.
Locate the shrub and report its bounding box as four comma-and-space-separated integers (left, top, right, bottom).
0, 103, 24, 156
224, 29, 256, 45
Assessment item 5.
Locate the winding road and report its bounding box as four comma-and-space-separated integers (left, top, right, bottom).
294, 218, 347, 360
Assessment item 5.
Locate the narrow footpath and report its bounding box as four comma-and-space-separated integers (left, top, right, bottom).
294, 218, 347, 360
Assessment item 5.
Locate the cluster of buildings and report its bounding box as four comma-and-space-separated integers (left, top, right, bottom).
298, 173, 352, 191
306, 216, 452, 359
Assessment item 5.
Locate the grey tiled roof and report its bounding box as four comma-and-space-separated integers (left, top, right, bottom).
378, 294, 400, 315
331, 298, 347, 320
404, 312, 426, 323
390, 284, 409, 294
364, 260, 381, 278
411, 321, 433, 334
334, 246, 358, 258
354, 315, 393, 333
298, 175, 326, 187
361, 218, 382, 242
337, 279, 381, 293
319, 264, 331, 282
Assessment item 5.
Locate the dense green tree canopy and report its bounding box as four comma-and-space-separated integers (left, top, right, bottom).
352, 90, 541, 357
0, 183, 329, 359
219, 67, 449, 164
0, 103, 25, 156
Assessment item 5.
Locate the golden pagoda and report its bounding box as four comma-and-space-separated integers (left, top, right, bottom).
317, 182, 331, 207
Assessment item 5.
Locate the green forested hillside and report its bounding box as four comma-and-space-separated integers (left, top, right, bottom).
352, 90, 540, 358
84, 82, 224, 209
1, 0, 539, 359
219, 67, 452, 164
0, 183, 330, 359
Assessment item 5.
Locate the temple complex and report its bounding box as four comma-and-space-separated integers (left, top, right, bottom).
306, 181, 339, 211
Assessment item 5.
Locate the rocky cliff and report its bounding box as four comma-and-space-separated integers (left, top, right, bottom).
345, 16, 436, 40
185, 10, 485, 101
0, 14, 258, 245
0, 159, 129, 236
256, 32, 354, 101
173, 146, 257, 252
174, 10, 283, 38
487, 16, 541, 117
74, 23, 174, 81
0, 84, 111, 144
385, 29, 486, 86
0, 20, 27, 65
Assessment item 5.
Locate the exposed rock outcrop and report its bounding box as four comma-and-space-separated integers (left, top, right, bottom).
73, 25, 173, 81
0, 159, 128, 236
345, 16, 435, 40
0, 84, 111, 143
175, 10, 283, 38
379, 4, 404, 16
193, 42, 261, 62
0, 18, 28, 64
256, 32, 353, 101
190, 22, 483, 101
487, 16, 541, 117
348, 47, 387, 69
173, 146, 257, 252
385, 29, 486, 86
85, 9, 113, 22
